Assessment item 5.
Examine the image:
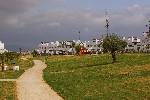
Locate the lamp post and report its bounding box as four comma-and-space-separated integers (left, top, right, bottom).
78, 31, 81, 40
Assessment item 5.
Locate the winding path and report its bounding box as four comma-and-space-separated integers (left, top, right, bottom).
16, 60, 63, 100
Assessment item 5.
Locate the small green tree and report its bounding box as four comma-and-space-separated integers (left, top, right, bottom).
75, 45, 81, 55
0, 52, 20, 71
102, 33, 127, 63
31, 50, 39, 57
72, 41, 76, 55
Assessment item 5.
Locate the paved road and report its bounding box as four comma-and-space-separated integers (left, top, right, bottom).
16, 60, 63, 100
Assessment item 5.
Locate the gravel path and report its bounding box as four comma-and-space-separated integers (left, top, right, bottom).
16, 60, 63, 100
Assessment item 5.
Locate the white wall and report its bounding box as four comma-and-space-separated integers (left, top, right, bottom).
0, 41, 4, 50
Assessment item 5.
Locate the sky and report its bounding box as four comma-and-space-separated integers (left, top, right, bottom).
0, 0, 150, 51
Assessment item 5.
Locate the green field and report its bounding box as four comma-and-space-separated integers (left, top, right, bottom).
0, 58, 33, 79
0, 82, 16, 100
43, 54, 150, 100
0, 56, 34, 100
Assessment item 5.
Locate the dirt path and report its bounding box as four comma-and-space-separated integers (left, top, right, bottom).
16, 60, 63, 100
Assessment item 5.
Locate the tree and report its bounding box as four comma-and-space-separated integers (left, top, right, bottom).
19, 48, 22, 54
71, 41, 76, 55
0, 52, 20, 71
0, 54, 5, 71
31, 50, 39, 57
75, 45, 81, 55
102, 33, 127, 63
146, 44, 150, 51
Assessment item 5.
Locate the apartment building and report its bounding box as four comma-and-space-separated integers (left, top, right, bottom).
125, 36, 142, 52
84, 39, 102, 54
0, 41, 7, 53
36, 39, 103, 55
36, 35, 150, 55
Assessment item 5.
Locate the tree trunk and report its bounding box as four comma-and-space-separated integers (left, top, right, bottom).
111, 51, 116, 63
1, 65, 4, 72
1, 55, 4, 72
1, 60, 4, 72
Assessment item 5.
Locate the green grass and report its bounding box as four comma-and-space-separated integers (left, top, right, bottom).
0, 56, 34, 100
0, 58, 34, 79
43, 54, 150, 100
0, 55, 46, 100
0, 82, 17, 100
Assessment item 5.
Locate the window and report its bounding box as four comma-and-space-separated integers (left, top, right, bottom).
134, 43, 137, 45
134, 38, 137, 40
128, 45, 133, 47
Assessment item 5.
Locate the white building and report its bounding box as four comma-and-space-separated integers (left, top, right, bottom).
36, 35, 150, 55
36, 42, 49, 54
36, 39, 104, 55
36, 40, 76, 55
124, 36, 150, 53
84, 39, 102, 53
141, 38, 150, 52
0, 41, 7, 53
125, 36, 142, 52
0, 41, 4, 50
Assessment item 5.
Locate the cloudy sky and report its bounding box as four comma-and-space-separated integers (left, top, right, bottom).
0, 0, 150, 51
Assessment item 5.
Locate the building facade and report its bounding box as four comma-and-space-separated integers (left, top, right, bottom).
0, 41, 7, 53
36, 35, 150, 55
125, 36, 142, 52
36, 39, 103, 55
84, 39, 102, 54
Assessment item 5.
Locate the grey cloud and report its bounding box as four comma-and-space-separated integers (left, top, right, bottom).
0, 0, 40, 13
0, 3, 150, 51
0, 0, 42, 31
111, 4, 149, 35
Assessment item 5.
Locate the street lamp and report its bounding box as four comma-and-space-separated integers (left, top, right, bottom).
78, 31, 81, 40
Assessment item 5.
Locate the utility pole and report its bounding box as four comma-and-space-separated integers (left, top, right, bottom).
78, 31, 81, 40
105, 10, 110, 36
145, 20, 150, 38
19, 48, 22, 54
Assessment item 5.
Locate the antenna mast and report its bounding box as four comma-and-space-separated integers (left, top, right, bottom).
78, 31, 81, 40
105, 10, 110, 36
145, 20, 150, 38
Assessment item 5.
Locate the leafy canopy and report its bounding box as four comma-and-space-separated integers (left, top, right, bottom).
102, 33, 127, 53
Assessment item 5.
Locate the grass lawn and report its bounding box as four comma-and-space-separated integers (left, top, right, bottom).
43, 54, 150, 100
0, 82, 17, 100
0, 58, 34, 79
0, 56, 33, 100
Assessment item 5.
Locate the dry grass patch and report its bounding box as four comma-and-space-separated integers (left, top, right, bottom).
0, 82, 17, 100
119, 64, 150, 75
